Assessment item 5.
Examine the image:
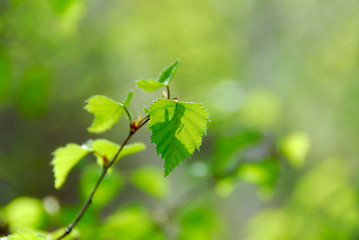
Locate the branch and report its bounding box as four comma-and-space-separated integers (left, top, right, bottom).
57, 117, 149, 240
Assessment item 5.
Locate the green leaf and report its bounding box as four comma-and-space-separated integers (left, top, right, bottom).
130, 166, 169, 199
148, 99, 209, 176
123, 89, 133, 108
157, 58, 180, 85
91, 139, 145, 167
143, 106, 149, 114
136, 79, 166, 92
85, 92, 133, 133
5, 232, 45, 240
51, 143, 90, 189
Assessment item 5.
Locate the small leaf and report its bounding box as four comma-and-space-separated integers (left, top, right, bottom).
51, 144, 90, 189
5, 232, 45, 240
157, 58, 180, 85
136, 79, 166, 92
123, 89, 133, 108
143, 106, 149, 114
85, 94, 131, 133
148, 99, 209, 176
91, 139, 145, 167
130, 166, 169, 199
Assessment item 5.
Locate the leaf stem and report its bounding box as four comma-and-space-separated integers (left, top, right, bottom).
120, 104, 133, 123
166, 85, 170, 99
57, 123, 147, 240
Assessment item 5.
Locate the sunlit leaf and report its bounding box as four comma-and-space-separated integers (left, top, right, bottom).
130, 166, 169, 199
148, 99, 209, 176
157, 59, 180, 85
79, 164, 124, 208
85, 91, 133, 133
143, 106, 149, 114
136, 79, 166, 92
123, 89, 133, 108
91, 139, 145, 167
51, 143, 90, 189
4, 197, 45, 232
281, 132, 310, 169
5, 232, 45, 240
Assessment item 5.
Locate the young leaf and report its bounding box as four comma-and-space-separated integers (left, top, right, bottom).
91, 139, 145, 167
157, 59, 180, 85
136, 79, 166, 92
85, 91, 133, 133
123, 89, 133, 108
51, 143, 90, 189
148, 99, 209, 176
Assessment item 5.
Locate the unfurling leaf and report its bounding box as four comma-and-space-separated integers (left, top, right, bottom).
148, 99, 209, 176
136, 79, 165, 92
85, 90, 133, 133
91, 139, 145, 167
51, 143, 90, 189
136, 59, 180, 92
157, 58, 180, 85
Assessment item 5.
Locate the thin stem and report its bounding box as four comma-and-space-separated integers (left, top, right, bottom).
57, 120, 148, 240
120, 104, 133, 123
139, 114, 150, 125
166, 86, 170, 99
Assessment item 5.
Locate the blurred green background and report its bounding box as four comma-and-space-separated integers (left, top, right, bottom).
1, 0, 359, 239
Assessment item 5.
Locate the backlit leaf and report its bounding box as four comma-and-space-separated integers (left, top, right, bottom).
136, 79, 165, 92
91, 139, 145, 167
51, 143, 90, 189
85, 90, 133, 133
157, 59, 180, 85
148, 99, 209, 176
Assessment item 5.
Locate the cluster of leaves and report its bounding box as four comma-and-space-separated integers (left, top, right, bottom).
52, 59, 209, 190
0, 59, 312, 240
1, 59, 212, 240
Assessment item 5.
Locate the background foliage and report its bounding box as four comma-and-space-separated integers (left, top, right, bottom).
1, 0, 359, 239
